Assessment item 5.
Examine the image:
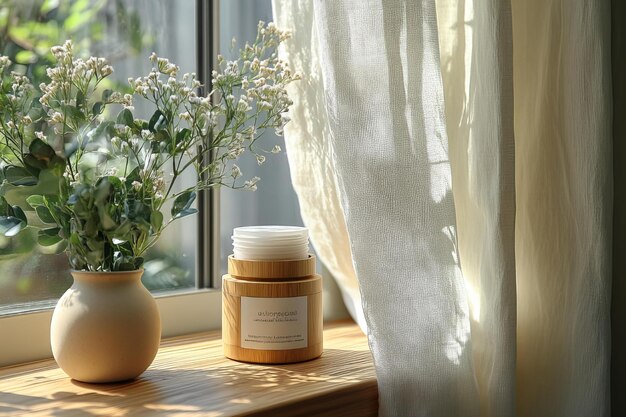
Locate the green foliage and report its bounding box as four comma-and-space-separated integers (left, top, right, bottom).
0, 0, 150, 88
0, 22, 300, 272
0, 195, 26, 236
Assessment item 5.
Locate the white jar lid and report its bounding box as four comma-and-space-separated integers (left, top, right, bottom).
232, 226, 310, 260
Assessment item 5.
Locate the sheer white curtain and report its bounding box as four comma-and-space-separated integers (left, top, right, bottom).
273, 0, 613, 416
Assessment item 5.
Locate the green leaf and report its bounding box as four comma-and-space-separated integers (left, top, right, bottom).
111, 221, 132, 239
38, 227, 62, 246
40, 0, 58, 14
76, 90, 85, 109
99, 210, 117, 231
102, 89, 113, 102
29, 138, 56, 159
117, 262, 137, 271
154, 129, 171, 143
125, 199, 151, 223
35, 205, 55, 224
0, 196, 9, 215
150, 210, 163, 231
0, 198, 26, 236
4, 166, 37, 186
124, 167, 141, 188
69, 232, 82, 248
25, 139, 66, 173
148, 110, 166, 132
83, 215, 98, 236
117, 108, 134, 127
12, 206, 27, 223
26, 195, 45, 208
176, 128, 191, 142
15, 50, 37, 64
133, 257, 144, 269
94, 177, 113, 204
171, 191, 197, 219
0, 216, 26, 237
64, 105, 85, 122
92, 101, 103, 115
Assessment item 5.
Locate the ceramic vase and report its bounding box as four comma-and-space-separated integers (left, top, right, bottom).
50, 269, 161, 383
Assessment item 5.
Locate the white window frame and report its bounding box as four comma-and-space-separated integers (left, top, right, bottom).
0, 290, 222, 367
0, 0, 222, 367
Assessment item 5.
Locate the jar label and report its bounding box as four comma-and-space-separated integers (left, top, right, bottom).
240, 296, 308, 350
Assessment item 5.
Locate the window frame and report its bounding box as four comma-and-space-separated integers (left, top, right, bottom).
0, 0, 223, 367
196, 0, 222, 290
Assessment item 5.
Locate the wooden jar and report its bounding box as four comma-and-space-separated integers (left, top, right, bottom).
222, 255, 323, 364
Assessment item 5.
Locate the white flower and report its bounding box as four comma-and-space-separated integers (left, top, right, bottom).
231, 164, 242, 179
271, 145, 281, 154
101, 65, 114, 76
237, 98, 251, 112
51, 112, 64, 123
256, 154, 266, 165
244, 176, 260, 191
141, 130, 152, 140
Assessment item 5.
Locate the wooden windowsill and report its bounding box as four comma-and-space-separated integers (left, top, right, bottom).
0, 320, 377, 416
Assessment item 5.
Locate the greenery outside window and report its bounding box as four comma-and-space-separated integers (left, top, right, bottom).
0, 0, 199, 314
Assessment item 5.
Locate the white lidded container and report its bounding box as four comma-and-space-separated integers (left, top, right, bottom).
222, 226, 323, 364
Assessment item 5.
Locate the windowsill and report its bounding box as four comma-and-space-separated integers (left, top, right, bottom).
0, 320, 378, 416
0, 290, 223, 367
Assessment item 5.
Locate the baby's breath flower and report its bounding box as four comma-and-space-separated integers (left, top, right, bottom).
110, 137, 121, 148
0, 22, 298, 271
231, 164, 242, 179
51, 112, 64, 123
244, 176, 260, 191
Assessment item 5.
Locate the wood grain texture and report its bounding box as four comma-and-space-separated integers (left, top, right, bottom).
222, 256, 323, 364
0, 320, 377, 417
227, 255, 317, 280
222, 289, 323, 364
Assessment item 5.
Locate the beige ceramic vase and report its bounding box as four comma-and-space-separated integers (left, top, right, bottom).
50, 269, 161, 383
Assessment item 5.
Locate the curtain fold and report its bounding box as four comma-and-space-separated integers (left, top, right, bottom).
311, 0, 479, 414
270, 0, 366, 330
511, 1, 612, 415
436, 0, 516, 415
273, 0, 614, 415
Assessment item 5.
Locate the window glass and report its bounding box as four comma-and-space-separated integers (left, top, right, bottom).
218, 0, 306, 274
0, 0, 197, 312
